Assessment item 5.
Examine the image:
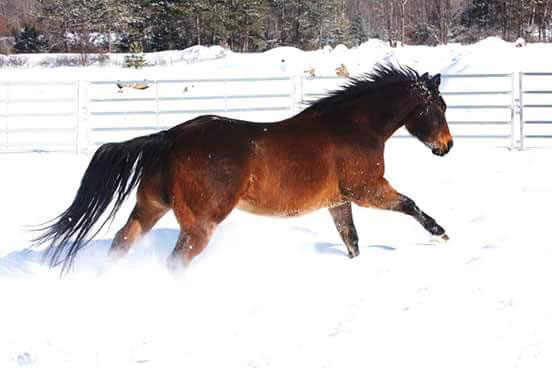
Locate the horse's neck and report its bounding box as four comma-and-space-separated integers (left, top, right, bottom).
363, 88, 421, 141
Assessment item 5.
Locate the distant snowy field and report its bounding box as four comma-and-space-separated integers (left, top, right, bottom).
2, 38, 552, 367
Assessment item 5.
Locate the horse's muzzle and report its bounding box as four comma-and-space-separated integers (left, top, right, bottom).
431, 139, 453, 156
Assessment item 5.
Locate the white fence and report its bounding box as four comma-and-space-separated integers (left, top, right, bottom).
0, 81, 81, 152
88, 77, 295, 146
519, 72, 552, 149
0, 72, 549, 152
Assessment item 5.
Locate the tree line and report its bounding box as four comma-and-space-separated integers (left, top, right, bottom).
2, 0, 552, 55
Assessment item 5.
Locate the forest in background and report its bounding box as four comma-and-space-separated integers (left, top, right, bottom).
1, 0, 552, 55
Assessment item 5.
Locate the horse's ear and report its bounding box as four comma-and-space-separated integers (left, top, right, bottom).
430, 74, 441, 88
421, 72, 429, 81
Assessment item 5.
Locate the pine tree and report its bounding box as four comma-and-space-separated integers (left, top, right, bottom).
146, 1, 189, 51
222, 0, 268, 51
13, 26, 48, 53
331, 0, 352, 46
124, 41, 148, 68
350, 15, 367, 46
310, 0, 337, 48
268, 0, 342, 49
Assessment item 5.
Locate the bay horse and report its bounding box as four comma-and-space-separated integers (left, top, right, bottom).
34, 64, 453, 274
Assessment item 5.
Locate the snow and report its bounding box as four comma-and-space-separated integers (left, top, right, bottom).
3, 142, 552, 368
2, 36, 552, 82
0, 36, 541, 81
2, 38, 552, 367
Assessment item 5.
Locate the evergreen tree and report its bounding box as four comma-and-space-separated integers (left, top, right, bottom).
13, 26, 48, 53
350, 14, 368, 46
145, 0, 190, 51
332, 0, 352, 46
226, 0, 269, 51
20, 0, 552, 54
124, 41, 148, 68
180, 0, 210, 46
311, 0, 339, 48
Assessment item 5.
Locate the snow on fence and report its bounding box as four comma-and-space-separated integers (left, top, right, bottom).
0, 73, 549, 153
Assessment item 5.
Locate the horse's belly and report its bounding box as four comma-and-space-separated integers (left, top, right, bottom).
237, 188, 343, 217
240, 148, 342, 216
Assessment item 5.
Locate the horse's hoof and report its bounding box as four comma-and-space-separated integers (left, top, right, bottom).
436, 233, 449, 242
348, 250, 360, 258
429, 233, 449, 244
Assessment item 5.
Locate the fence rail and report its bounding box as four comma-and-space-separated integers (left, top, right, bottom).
0, 72, 550, 152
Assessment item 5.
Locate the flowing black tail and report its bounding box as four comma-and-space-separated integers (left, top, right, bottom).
33, 130, 172, 274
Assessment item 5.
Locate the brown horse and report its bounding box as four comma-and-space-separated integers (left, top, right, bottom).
34, 64, 453, 273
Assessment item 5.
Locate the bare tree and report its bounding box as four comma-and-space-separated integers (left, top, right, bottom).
0, 0, 38, 31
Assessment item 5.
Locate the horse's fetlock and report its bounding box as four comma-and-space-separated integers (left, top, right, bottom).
429, 223, 445, 236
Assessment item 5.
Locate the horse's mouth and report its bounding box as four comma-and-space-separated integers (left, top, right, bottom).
428, 140, 453, 156
432, 148, 447, 156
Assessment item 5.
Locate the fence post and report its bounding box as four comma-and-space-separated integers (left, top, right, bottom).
510, 73, 515, 150
298, 74, 304, 113
82, 80, 91, 153
290, 74, 303, 114
5, 84, 8, 150
518, 72, 525, 150
224, 79, 228, 114
75, 82, 80, 154
155, 80, 160, 130
288, 74, 297, 115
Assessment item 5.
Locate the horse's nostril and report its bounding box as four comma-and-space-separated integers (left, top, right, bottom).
447, 140, 453, 151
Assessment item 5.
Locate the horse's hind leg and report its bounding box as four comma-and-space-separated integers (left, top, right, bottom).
109, 192, 168, 259
354, 178, 448, 240
166, 185, 243, 271
329, 203, 360, 258
167, 221, 216, 271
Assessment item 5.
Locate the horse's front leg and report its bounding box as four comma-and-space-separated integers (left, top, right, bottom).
329, 202, 360, 258
353, 178, 448, 240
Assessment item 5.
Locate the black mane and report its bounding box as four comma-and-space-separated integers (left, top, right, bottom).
305, 63, 421, 114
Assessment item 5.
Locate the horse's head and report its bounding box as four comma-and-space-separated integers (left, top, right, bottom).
405, 73, 453, 156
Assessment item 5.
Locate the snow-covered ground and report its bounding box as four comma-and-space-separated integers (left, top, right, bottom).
2, 140, 552, 368
2, 38, 552, 367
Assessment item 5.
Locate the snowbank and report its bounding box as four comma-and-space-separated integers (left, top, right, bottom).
2, 36, 552, 82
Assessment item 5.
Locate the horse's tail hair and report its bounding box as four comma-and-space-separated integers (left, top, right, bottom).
32, 130, 172, 274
